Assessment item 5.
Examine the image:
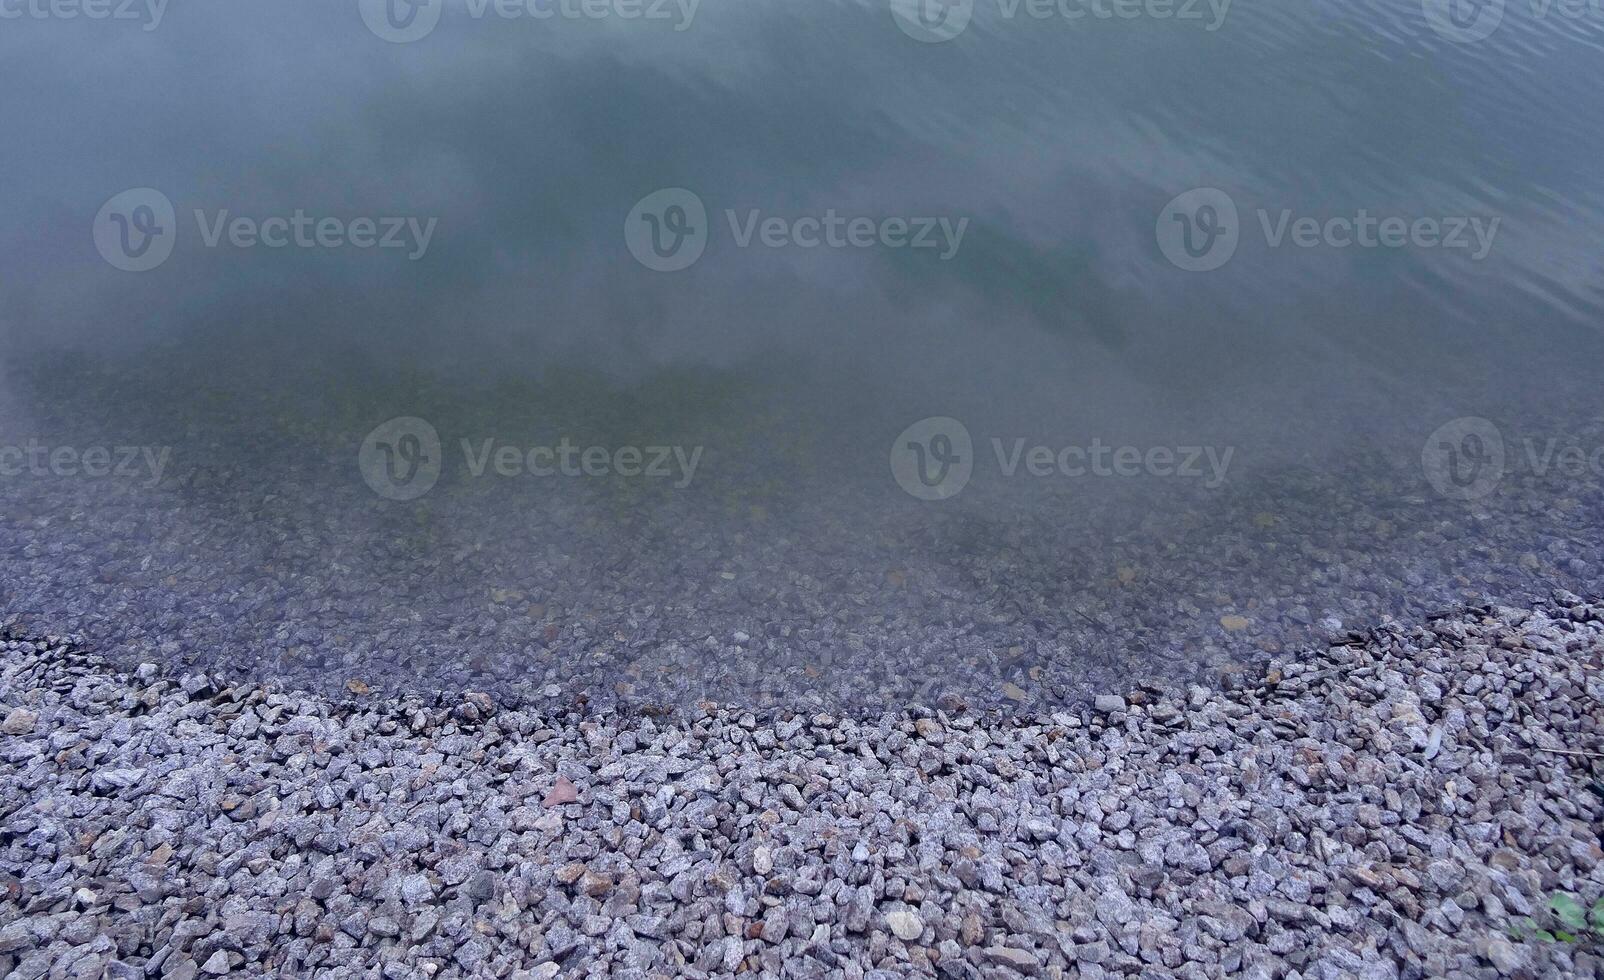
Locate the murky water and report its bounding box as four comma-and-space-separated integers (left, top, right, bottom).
2, 0, 1602, 710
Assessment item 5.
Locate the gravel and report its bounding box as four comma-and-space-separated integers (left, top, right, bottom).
4, 361, 1602, 715
4, 594, 1603, 977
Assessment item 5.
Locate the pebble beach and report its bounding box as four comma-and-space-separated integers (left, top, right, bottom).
3, 593, 1601, 978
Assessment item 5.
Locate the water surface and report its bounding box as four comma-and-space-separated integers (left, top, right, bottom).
2, 0, 1602, 709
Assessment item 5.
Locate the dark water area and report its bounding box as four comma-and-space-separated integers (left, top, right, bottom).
2, 0, 1603, 710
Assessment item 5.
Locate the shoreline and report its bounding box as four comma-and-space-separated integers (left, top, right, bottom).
4, 593, 1603, 976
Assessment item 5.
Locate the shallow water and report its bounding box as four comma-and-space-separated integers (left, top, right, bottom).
1, 1, 1602, 708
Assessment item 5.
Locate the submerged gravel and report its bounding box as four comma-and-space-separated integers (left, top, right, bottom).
5, 362, 1603, 714
3, 594, 1603, 977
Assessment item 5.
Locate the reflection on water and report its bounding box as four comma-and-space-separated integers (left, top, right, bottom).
1, 0, 1602, 707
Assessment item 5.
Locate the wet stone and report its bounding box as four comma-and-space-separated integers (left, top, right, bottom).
0, 598, 1599, 978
